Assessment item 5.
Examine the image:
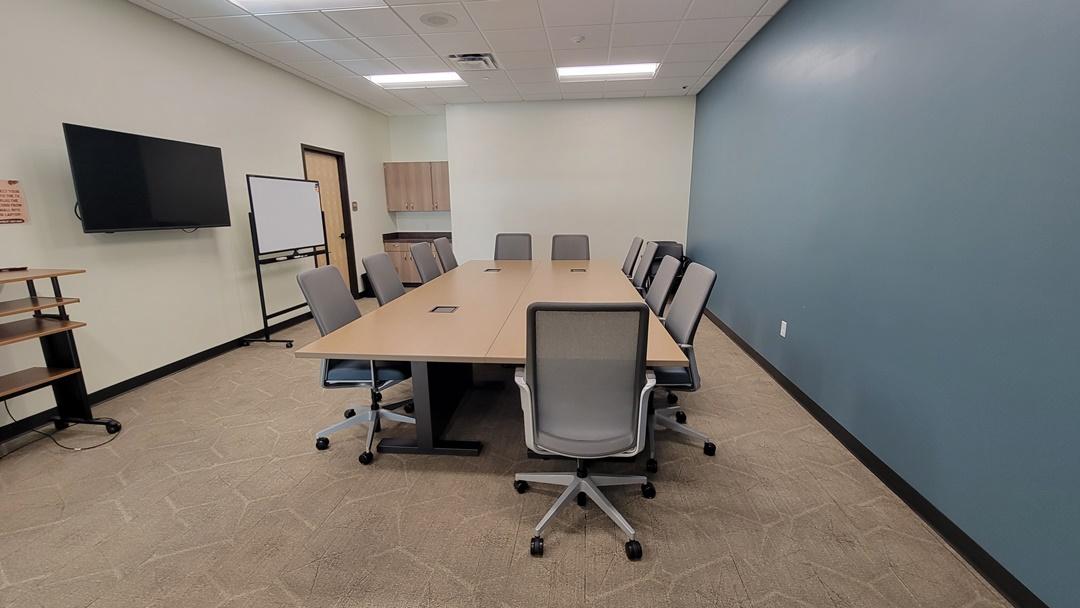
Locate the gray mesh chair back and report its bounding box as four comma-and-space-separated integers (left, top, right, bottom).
622, 236, 643, 276
665, 262, 716, 346
433, 237, 458, 271
297, 267, 360, 336
631, 241, 659, 290
410, 242, 442, 283
526, 302, 649, 458
362, 253, 406, 306
495, 233, 533, 260
645, 255, 680, 317
551, 234, 590, 260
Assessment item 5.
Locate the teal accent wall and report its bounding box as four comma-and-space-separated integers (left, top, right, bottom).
686, 1, 1079, 605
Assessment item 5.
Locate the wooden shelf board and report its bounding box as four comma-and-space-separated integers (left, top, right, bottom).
0, 317, 86, 347
0, 367, 81, 400
0, 268, 85, 285
0, 297, 81, 318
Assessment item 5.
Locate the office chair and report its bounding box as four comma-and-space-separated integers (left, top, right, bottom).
622, 236, 643, 277
644, 255, 680, 317
433, 237, 458, 271
550, 234, 590, 260
646, 262, 718, 473
296, 266, 414, 465
631, 241, 659, 293
512, 302, 657, 561
494, 233, 532, 260
362, 253, 406, 305
410, 242, 443, 283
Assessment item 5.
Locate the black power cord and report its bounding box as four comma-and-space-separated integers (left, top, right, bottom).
1, 399, 121, 459
73, 201, 82, 221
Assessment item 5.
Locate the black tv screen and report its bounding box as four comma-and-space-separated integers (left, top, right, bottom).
62, 123, 231, 233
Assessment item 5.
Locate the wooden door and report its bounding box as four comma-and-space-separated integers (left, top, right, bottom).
430, 161, 450, 211
303, 149, 352, 286
384, 162, 432, 211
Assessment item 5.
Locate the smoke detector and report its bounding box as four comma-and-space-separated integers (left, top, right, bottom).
447, 53, 499, 71
419, 11, 458, 28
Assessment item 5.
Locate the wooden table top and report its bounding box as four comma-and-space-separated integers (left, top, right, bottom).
0, 268, 85, 285
296, 260, 688, 367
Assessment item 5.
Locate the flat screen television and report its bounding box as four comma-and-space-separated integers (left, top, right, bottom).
62, 123, 231, 233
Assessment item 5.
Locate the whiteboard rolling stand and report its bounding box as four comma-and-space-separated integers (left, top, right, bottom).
244, 175, 329, 349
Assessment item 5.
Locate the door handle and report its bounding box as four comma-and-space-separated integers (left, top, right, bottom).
339, 232, 346, 239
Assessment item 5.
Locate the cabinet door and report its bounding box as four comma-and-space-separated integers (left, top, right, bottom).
400, 251, 421, 283
430, 161, 450, 211
383, 163, 409, 211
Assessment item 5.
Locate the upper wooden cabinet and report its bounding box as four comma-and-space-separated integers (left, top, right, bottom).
383, 161, 449, 212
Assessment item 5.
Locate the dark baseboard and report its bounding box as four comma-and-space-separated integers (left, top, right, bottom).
0, 313, 312, 445
702, 309, 1046, 608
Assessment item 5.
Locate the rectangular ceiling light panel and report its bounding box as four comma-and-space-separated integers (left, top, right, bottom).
557, 63, 659, 82
366, 72, 466, 89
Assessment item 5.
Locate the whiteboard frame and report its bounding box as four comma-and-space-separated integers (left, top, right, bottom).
246, 174, 328, 255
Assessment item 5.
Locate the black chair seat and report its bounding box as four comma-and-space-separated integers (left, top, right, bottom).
326, 359, 411, 384
653, 366, 693, 387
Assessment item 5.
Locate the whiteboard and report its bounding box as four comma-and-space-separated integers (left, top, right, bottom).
247, 175, 326, 254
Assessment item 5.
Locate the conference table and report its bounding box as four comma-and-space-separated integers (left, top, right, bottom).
296, 260, 687, 457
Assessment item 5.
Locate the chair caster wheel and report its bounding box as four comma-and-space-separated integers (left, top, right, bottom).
675, 410, 687, 424
358, 452, 373, 465
105, 421, 122, 434
513, 480, 529, 494
625, 540, 643, 561
646, 459, 658, 473
530, 536, 544, 557
666, 392, 678, 404
704, 442, 716, 456
577, 492, 587, 507
641, 482, 656, 499
315, 437, 329, 451
404, 402, 414, 414
344, 408, 356, 418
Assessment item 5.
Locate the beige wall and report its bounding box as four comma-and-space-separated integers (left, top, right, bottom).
0, 0, 393, 421
446, 98, 695, 262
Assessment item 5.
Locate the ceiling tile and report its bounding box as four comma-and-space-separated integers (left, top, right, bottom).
522, 93, 562, 101
473, 83, 521, 101
340, 57, 402, 75
552, 47, 607, 66
514, 81, 560, 95
559, 81, 604, 94
664, 42, 725, 62
609, 45, 666, 63
465, 0, 543, 30
420, 104, 447, 114
494, 50, 553, 69
326, 8, 413, 37
232, 0, 386, 11
145, 0, 245, 18
507, 68, 556, 83
603, 78, 651, 92
287, 60, 358, 80
646, 89, 688, 97
391, 88, 447, 105
129, 0, 182, 18
361, 34, 434, 56
613, 0, 691, 23
459, 70, 511, 84
611, 21, 678, 47
422, 31, 490, 54
674, 17, 748, 43
604, 90, 645, 98
303, 38, 380, 60
718, 39, 746, 61
759, 0, 787, 15
686, 0, 765, 19
484, 28, 549, 52
736, 15, 770, 40
656, 60, 711, 78
391, 56, 452, 72
562, 92, 602, 99
192, 16, 292, 43
547, 25, 610, 50
646, 76, 697, 90
392, 3, 479, 34
433, 86, 483, 102
177, 19, 240, 44
257, 12, 351, 40
539, 0, 613, 27
248, 41, 327, 62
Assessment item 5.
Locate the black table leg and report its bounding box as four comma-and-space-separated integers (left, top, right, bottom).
377, 361, 483, 456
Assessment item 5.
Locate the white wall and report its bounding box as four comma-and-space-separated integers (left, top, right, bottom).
446, 98, 695, 262
0, 0, 393, 422
387, 115, 452, 232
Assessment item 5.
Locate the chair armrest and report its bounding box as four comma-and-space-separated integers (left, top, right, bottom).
678, 344, 700, 391
633, 370, 657, 453
514, 367, 539, 453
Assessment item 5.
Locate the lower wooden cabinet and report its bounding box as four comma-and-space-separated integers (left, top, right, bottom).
384, 241, 444, 284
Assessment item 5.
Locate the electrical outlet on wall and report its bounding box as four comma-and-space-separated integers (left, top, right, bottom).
780, 320, 788, 338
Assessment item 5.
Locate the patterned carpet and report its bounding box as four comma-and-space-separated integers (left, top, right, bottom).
0, 301, 1008, 607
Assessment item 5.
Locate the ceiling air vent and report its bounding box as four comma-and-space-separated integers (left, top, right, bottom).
447, 53, 498, 71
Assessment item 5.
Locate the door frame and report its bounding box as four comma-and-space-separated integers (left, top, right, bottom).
300, 144, 361, 298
